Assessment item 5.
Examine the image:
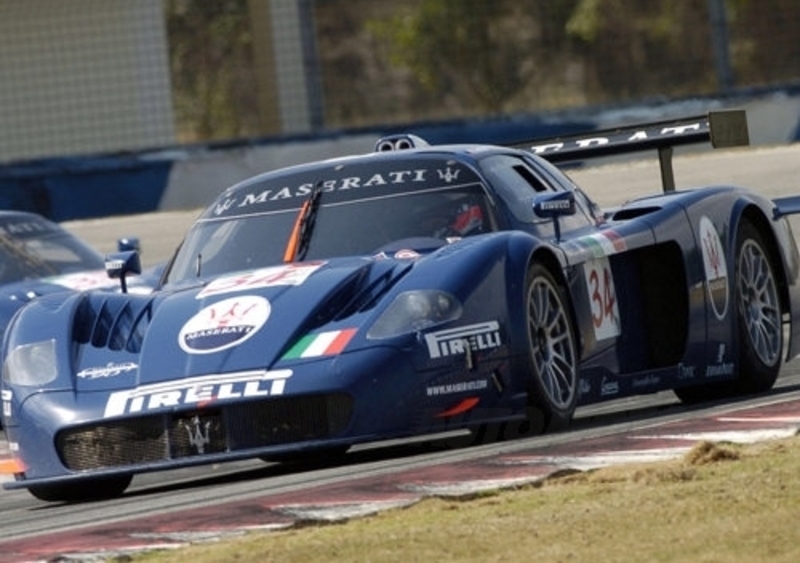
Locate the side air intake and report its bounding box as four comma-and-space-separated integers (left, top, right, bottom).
374, 134, 429, 152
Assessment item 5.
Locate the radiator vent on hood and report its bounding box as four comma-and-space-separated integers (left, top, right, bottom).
329, 264, 409, 323
73, 295, 154, 353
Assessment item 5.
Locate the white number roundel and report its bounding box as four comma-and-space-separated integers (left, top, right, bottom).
583, 257, 620, 341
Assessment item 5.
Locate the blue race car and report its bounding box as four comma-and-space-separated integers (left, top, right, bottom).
4, 111, 800, 501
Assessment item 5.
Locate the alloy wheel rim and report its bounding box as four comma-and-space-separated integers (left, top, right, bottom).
527, 276, 577, 408
738, 239, 781, 366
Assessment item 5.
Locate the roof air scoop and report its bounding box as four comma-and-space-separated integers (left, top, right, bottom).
374, 134, 429, 152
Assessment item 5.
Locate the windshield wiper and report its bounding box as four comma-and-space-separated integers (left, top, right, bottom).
283, 182, 323, 262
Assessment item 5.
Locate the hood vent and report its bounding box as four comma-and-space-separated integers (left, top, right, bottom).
304, 263, 410, 329
331, 263, 410, 322
73, 295, 154, 353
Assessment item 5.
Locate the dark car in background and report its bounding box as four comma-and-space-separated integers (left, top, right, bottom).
0, 210, 158, 354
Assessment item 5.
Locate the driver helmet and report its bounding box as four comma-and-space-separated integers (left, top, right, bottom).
429, 197, 485, 239
451, 201, 484, 236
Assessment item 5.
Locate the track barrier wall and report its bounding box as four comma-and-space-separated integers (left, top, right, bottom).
1, 91, 799, 223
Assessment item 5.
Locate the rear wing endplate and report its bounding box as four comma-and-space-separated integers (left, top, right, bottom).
515, 110, 749, 192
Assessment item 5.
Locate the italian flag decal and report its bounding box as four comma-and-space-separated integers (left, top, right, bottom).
578, 230, 627, 257
283, 328, 357, 359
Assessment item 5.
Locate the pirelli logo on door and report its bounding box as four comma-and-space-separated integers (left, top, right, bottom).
425, 321, 502, 359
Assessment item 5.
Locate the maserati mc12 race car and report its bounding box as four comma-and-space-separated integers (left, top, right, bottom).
3, 110, 800, 501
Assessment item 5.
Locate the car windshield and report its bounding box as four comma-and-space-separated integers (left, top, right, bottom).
0, 215, 104, 285
166, 156, 495, 284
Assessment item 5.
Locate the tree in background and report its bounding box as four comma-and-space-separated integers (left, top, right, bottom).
369, 0, 720, 116
566, 0, 717, 101
360, 0, 584, 119
728, 0, 800, 86
313, 0, 409, 128
166, 0, 260, 142
165, 0, 799, 140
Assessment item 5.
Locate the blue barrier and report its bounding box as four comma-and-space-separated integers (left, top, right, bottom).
378, 115, 593, 145
0, 156, 172, 222
0, 90, 797, 222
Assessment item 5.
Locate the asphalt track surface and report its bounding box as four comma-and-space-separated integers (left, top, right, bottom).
1, 143, 799, 560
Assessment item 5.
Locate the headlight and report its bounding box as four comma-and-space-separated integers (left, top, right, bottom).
367, 290, 462, 340
3, 340, 57, 386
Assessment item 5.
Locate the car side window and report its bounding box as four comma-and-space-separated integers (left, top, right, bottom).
480, 155, 554, 221
524, 155, 603, 226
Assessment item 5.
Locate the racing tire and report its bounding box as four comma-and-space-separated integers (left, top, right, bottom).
675, 220, 782, 403
731, 220, 783, 391
27, 474, 133, 503
523, 263, 579, 432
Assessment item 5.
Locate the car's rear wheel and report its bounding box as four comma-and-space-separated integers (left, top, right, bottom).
27, 474, 132, 502
524, 263, 578, 432
675, 219, 782, 403
732, 220, 783, 391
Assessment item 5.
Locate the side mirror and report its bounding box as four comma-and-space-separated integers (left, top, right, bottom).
105, 250, 142, 294
533, 191, 576, 242
117, 237, 141, 252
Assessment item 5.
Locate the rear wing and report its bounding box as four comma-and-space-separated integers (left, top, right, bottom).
772, 196, 800, 220
514, 110, 750, 192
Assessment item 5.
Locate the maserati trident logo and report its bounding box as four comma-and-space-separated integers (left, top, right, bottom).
437, 167, 460, 183
213, 198, 235, 216
182, 415, 212, 454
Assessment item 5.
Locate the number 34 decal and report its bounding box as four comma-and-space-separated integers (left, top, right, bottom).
583, 257, 620, 341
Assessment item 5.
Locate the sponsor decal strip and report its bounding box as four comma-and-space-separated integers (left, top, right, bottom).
104, 369, 292, 417
427, 379, 488, 396
77, 362, 138, 379
283, 328, 357, 359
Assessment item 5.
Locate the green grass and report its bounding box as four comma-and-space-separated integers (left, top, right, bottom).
132, 435, 800, 563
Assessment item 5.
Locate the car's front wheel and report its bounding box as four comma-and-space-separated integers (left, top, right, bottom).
524, 263, 579, 432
